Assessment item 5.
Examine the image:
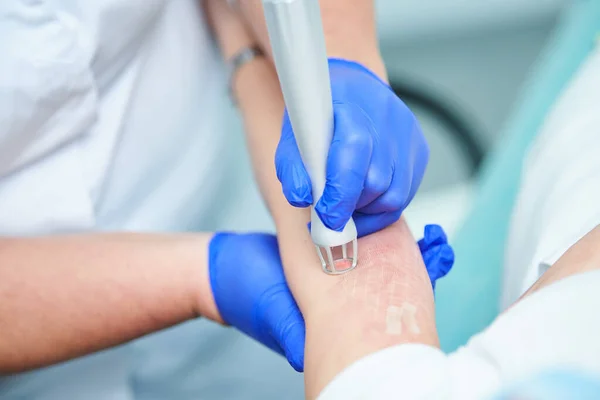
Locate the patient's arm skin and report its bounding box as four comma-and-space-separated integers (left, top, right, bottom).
207, 2, 437, 397
0, 233, 218, 373
519, 225, 600, 301
301, 222, 438, 396
236, 0, 387, 79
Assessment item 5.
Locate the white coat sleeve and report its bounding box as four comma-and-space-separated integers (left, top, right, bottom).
318, 270, 600, 400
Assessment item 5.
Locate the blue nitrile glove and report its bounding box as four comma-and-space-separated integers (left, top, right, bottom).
276, 58, 429, 237
208, 226, 453, 373
418, 224, 455, 290
209, 232, 305, 372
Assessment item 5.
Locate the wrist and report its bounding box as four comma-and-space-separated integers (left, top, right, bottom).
186, 233, 224, 324
318, 1, 387, 81
207, 0, 255, 60
327, 51, 388, 83
328, 57, 390, 87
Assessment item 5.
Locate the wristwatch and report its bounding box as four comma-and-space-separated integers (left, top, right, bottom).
227, 45, 265, 105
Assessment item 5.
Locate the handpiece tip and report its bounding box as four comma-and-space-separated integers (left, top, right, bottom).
316, 238, 358, 275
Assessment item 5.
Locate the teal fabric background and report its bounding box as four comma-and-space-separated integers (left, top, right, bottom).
435, 0, 600, 352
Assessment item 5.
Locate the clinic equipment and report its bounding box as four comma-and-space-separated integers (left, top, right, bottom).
263, 0, 358, 275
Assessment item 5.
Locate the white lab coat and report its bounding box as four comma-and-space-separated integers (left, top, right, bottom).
0, 1, 302, 399
319, 37, 600, 400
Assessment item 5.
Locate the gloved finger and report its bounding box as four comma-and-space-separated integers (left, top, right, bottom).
354, 116, 428, 216
275, 110, 313, 208
353, 151, 395, 210
352, 117, 394, 210
259, 283, 306, 372
402, 130, 429, 210
422, 244, 454, 291
397, 122, 429, 212
353, 210, 402, 238
280, 316, 306, 372
314, 102, 374, 231
356, 161, 411, 215
418, 224, 449, 254
422, 243, 454, 281
437, 244, 455, 278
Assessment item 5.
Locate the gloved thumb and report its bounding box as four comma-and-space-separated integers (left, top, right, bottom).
259, 284, 306, 372
276, 110, 313, 208
281, 319, 306, 372
422, 244, 455, 289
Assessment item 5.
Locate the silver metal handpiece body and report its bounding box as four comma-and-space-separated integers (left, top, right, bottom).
263, 0, 358, 274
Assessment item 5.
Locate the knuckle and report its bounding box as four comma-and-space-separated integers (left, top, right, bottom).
342, 129, 371, 149
380, 189, 407, 211
333, 104, 373, 147
364, 166, 392, 195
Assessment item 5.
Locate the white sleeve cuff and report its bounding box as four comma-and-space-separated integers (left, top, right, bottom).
317, 343, 504, 400
318, 272, 600, 400
317, 344, 449, 400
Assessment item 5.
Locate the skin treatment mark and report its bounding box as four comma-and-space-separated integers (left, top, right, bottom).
338, 264, 422, 337
385, 303, 420, 335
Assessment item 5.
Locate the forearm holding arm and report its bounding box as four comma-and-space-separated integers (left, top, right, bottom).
0, 233, 219, 373
238, 0, 387, 79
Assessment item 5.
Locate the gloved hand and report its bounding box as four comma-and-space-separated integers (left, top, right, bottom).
418, 224, 454, 290
276, 58, 429, 237
208, 225, 453, 372
209, 232, 305, 372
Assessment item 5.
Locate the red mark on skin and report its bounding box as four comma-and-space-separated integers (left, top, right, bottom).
333, 259, 353, 271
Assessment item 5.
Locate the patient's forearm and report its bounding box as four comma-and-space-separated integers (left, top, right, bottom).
302, 222, 438, 396
520, 225, 600, 301
231, 26, 437, 400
